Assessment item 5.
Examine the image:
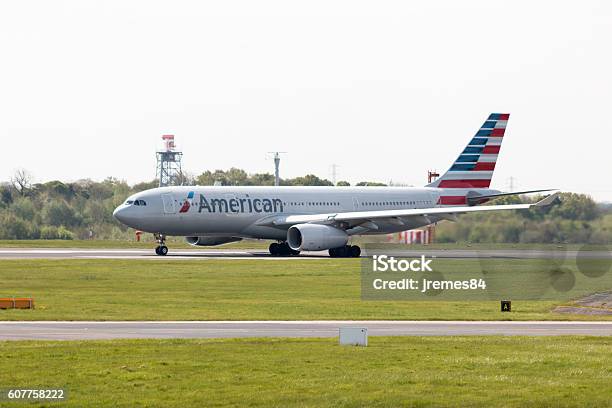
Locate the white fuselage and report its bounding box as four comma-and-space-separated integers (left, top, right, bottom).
113, 185, 499, 240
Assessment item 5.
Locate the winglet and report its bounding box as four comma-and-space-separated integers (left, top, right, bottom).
534, 192, 561, 208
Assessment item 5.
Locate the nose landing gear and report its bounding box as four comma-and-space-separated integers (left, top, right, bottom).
154, 233, 168, 256
155, 245, 168, 256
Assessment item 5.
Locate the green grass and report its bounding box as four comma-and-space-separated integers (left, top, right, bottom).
0, 259, 610, 321
0, 336, 610, 407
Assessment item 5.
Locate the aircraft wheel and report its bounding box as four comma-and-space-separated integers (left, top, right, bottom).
277, 242, 297, 256
156, 245, 168, 256
329, 247, 348, 258
279, 243, 290, 256
329, 245, 360, 258
269, 243, 280, 256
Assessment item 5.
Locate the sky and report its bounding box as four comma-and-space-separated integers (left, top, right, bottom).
1, 0, 611, 200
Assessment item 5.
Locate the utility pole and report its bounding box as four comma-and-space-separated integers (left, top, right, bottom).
268, 152, 286, 186
330, 164, 339, 186
508, 176, 516, 192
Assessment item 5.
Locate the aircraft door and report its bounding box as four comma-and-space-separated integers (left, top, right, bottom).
429, 191, 439, 207
352, 197, 360, 211
161, 193, 176, 214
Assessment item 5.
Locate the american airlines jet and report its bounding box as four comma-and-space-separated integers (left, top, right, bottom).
113, 114, 557, 257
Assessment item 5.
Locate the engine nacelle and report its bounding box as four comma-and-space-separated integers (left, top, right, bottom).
287, 224, 348, 251
185, 236, 242, 246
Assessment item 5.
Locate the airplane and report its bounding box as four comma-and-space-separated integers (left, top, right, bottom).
113, 113, 558, 257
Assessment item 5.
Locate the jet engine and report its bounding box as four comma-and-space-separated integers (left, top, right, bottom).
287, 224, 348, 251
185, 236, 242, 246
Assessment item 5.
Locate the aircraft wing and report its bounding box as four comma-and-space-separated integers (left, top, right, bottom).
263, 192, 559, 228
466, 188, 557, 205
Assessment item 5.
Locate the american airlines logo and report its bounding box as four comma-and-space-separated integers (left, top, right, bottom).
179, 191, 195, 213
198, 194, 284, 213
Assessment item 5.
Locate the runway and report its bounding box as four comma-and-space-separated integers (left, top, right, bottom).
0, 248, 287, 260
0, 248, 610, 260
0, 321, 610, 340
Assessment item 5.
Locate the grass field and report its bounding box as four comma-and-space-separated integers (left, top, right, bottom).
0, 259, 610, 321
0, 336, 610, 407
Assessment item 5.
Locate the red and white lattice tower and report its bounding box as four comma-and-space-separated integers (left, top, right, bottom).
156, 135, 183, 187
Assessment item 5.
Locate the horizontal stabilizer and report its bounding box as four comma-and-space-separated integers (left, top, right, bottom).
534, 192, 561, 207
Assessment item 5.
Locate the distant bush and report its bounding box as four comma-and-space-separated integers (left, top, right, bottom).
0, 213, 39, 239
435, 193, 608, 244
43, 201, 81, 227
40, 225, 74, 240
11, 197, 36, 220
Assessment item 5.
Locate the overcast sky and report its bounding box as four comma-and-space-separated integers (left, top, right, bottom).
1, 1, 611, 200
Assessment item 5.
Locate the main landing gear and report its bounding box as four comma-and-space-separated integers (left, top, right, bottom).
269, 242, 300, 256
154, 233, 168, 256
329, 245, 361, 258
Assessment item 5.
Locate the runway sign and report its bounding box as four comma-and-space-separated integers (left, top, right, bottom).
339, 327, 368, 346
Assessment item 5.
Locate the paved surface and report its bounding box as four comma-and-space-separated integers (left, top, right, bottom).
553, 306, 612, 315
0, 248, 610, 260
575, 291, 612, 308
0, 248, 288, 260
0, 321, 610, 340
554, 291, 612, 315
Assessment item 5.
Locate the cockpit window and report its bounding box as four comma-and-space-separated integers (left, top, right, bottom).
125, 199, 146, 206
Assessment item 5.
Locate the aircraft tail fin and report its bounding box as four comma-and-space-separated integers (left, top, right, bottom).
427, 113, 509, 189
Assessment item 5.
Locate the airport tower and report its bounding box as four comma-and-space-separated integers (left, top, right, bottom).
156, 135, 183, 187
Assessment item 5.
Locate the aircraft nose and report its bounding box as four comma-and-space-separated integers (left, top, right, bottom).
113, 206, 129, 224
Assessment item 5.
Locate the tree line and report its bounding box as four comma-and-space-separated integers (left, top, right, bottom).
0, 168, 609, 244
434, 193, 611, 244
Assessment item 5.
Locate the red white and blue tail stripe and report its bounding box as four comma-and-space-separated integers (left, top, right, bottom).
427, 113, 509, 190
